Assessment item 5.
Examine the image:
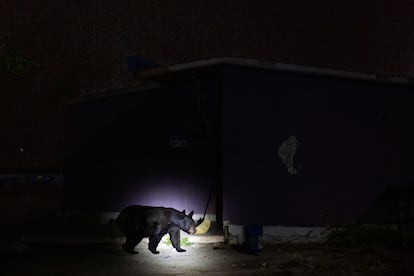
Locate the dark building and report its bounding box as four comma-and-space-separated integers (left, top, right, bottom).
65, 58, 414, 227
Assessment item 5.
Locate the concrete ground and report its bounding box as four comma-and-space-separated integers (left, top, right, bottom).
1, 218, 413, 275
2, 240, 414, 275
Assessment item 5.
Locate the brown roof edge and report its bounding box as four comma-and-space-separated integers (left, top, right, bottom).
66, 57, 414, 106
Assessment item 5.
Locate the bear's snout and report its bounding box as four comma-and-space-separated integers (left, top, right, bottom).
189, 226, 196, 234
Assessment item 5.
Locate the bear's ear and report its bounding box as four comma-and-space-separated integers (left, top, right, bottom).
182, 209, 186, 214
188, 211, 194, 218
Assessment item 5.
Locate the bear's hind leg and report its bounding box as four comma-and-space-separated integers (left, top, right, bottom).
148, 234, 162, 254
122, 235, 143, 254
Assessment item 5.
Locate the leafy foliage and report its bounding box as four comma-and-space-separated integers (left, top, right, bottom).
325, 223, 409, 250
0, 49, 39, 76
163, 236, 192, 247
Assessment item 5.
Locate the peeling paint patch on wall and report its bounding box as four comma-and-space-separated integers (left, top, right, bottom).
278, 136, 300, 175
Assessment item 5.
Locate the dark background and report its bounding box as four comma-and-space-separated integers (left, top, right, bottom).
1, 0, 414, 172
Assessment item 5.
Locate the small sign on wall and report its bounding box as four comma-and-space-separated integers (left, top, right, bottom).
169, 136, 187, 148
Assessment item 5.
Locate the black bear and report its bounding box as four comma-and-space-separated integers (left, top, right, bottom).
116, 205, 197, 254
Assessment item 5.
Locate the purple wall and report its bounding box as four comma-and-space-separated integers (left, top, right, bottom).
65, 80, 219, 214
65, 65, 414, 226
223, 66, 414, 226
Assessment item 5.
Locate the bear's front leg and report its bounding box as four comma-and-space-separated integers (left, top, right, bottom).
148, 234, 162, 254
169, 227, 186, 252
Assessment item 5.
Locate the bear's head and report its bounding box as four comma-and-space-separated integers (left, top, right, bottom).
178, 210, 196, 234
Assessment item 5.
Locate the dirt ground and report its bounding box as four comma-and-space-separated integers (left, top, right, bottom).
1, 241, 414, 275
